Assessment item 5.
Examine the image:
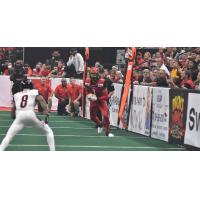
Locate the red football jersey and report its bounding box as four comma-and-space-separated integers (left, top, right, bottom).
54, 84, 71, 104
85, 78, 107, 98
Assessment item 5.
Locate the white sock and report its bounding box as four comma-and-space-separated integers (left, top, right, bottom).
46, 131, 55, 151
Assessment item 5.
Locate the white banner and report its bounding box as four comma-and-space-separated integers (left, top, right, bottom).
0, 76, 13, 107
151, 87, 170, 142
185, 93, 200, 148
128, 85, 152, 136
109, 83, 122, 127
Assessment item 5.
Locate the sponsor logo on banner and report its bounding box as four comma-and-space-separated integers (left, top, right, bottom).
128, 86, 152, 136
169, 89, 188, 146
151, 88, 170, 142
185, 93, 200, 148
109, 83, 123, 127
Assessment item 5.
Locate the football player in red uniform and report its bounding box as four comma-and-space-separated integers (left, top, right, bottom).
85, 67, 114, 137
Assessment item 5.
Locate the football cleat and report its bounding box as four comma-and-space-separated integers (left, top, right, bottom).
108, 133, 114, 137
98, 122, 104, 133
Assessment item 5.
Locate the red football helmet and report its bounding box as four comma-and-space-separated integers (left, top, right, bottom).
89, 67, 99, 83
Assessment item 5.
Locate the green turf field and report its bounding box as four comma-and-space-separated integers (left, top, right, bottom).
0, 111, 187, 151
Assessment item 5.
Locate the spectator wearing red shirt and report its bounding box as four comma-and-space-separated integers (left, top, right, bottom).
57, 61, 65, 77
109, 70, 118, 82
35, 76, 54, 114
54, 78, 72, 115
159, 47, 166, 64
69, 77, 82, 117
144, 52, 151, 62
3, 47, 16, 51
3, 62, 13, 75
40, 64, 50, 77
136, 52, 144, 68
32, 63, 42, 77
23, 63, 33, 76
133, 70, 138, 82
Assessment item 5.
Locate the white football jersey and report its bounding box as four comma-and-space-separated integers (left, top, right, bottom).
14, 89, 40, 115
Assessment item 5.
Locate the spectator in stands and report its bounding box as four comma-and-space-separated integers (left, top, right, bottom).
156, 58, 170, 76
104, 69, 110, 78
152, 53, 156, 60
45, 59, 51, 69
50, 51, 63, 71
65, 48, 84, 79
57, 61, 65, 77
24, 63, 33, 76
174, 47, 185, 61
165, 47, 173, 59
10, 60, 27, 95
187, 58, 198, 82
156, 52, 161, 60
187, 51, 192, 58
3, 62, 13, 75
168, 70, 195, 89
136, 52, 144, 68
32, 63, 42, 77
13, 49, 22, 62
133, 70, 138, 82
35, 76, 54, 115
181, 54, 187, 67
139, 69, 153, 84
115, 71, 124, 83
109, 70, 117, 82
144, 52, 151, 62
95, 61, 101, 68
141, 62, 149, 71
170, 59, 182, 81
194, 72, 200, 90
145, 69, 169, 87
198, 63, 200, 71
47, 66, 60, 78
195, 54, 200, 64
6, 49, 14, 63
191, 50, 198, 61
54, 78, 72, 115
40, 64, 50, 77
152, 68, 159, 81
119, 65, 125, 76
149, 59, 156, 71
112, 65, 118, 72
68, 77, 82, 117
159, 47, 166, 64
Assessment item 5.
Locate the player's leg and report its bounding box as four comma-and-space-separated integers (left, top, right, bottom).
0, 119, 24, 151
99, 100, 114, 137
38, 100, 44, 115
33, 116, 55, 151
47, 98, 52, 114
90, 101, 102, 127
70, 102, 75, 117
64, 98, 69, 115
74, 100, 81, 117
57, 103, 64, 115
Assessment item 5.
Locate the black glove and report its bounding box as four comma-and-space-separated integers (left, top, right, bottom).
45, 114, 49, 124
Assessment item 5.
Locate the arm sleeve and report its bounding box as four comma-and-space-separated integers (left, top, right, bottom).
85, 87, 90, 96
78, 85, 82, 94
67, 57, 74, 66
54, 86, 59, 95
98, 90, 108, 101
49, 85, 53, 93
78, 54, 84, 71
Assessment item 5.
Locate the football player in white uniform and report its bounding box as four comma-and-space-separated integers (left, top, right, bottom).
0, 79, 55, 151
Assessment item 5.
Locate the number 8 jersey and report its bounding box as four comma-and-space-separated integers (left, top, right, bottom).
14, 89, 40, 115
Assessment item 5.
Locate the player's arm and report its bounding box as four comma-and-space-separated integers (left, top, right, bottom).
98, 88, 108, 101
11, 102, 16, 119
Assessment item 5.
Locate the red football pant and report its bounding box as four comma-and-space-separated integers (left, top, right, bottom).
90, 100, 110, 132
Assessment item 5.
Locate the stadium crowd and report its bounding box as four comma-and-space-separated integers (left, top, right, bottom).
1, 47, 200, 91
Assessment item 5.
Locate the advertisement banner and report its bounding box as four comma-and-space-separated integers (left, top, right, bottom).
0, 76, 13, 107
169, 89, 188, 146
151, 87, 170, 142
185, 92, 200, 148
128, 85, 152, 136
109, 83, 123, 127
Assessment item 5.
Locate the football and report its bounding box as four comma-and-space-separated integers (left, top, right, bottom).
88, 94, 96, 98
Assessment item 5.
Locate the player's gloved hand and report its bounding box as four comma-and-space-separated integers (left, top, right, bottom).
45, 114, 49, 124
